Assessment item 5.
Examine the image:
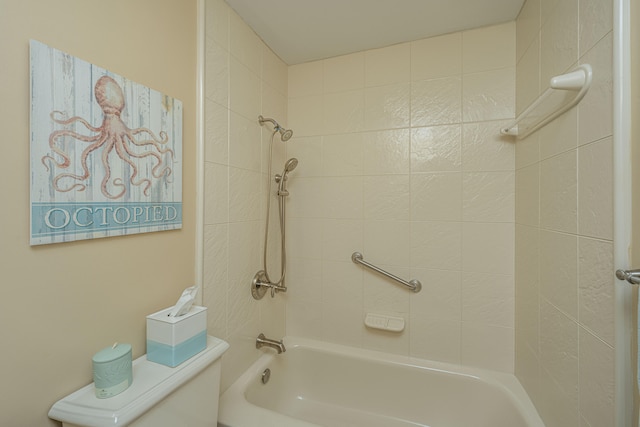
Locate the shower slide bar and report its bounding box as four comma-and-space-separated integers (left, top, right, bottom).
351, 252, 422, 293
500, 64, 592, 139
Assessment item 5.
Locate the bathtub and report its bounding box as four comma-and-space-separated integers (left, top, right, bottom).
218, 337, 544, 427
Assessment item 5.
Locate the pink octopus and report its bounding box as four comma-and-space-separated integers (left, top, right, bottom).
42, 75, 174, 199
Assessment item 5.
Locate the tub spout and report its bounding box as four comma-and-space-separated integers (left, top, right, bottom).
256, 333, 286, 354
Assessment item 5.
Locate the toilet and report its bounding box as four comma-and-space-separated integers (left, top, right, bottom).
49, 336, 229, 427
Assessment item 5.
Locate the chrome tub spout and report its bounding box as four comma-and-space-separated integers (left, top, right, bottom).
256, 333, 286, 354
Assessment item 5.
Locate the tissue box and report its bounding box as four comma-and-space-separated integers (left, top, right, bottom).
146, 306, 207, 367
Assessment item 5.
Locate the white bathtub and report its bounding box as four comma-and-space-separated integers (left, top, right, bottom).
218, 337, 544, 427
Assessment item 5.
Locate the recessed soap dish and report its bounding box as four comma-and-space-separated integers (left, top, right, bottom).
364, 313, 405, 332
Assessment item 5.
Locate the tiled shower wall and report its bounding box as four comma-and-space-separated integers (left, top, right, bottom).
285, 22, 517, 372
203, 0, 288, 390
514, 0, 615, 426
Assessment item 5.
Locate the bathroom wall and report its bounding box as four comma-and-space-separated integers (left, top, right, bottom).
285, 22, 517, 372
203, 0, 288, 390
514, 0, 615, 426
0, 1, 197, 426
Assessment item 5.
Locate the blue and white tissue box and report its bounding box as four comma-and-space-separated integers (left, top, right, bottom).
146, 306, 207, 367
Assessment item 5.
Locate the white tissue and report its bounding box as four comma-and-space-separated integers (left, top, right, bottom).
168, 285, 199, 317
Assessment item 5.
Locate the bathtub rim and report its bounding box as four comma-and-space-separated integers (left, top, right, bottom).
218, 336, 545, 427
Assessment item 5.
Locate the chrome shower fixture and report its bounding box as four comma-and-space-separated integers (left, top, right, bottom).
258, 115, 293, 141
275, 158, 298, 197
253, 115, 297, 301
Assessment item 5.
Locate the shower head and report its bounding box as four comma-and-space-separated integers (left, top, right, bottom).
258, 115, 293, 142
284, 158, 298, 173
279, 128, 293, 142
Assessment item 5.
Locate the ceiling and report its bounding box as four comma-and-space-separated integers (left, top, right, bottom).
225, 0, 526, 65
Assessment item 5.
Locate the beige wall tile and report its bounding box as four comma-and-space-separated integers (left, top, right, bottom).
323, 90, 365, 133
463, 68, 516, 122
462, 222, 515, 275
411, 77, 462, 126
363, 129, 411, 175
540, 229, 578, 319
462, 120, 515, 172
463, 22, 516, 73
540, 150, 577, 233
578, 238, 614, 346
578, 328, 614, 427
578, 138, 613, 240
324, 52, 365, 93
515, 164, 540, 226
365, 42, 411, 87
411, 32, 462, 80
411, 125, 462, 172
462, 171, 515, 222
516, 0, 541, 62
411, 173, 462, 221
364, 83, 411, 130
289, 60, 323, 98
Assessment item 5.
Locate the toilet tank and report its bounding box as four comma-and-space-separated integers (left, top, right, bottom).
49, 336, 229, 427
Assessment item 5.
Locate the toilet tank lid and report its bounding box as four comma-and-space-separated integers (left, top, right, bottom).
48, 335, 229, 427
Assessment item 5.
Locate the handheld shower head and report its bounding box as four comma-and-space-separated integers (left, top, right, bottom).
284, 158, 298, 173
258, 115, 293, 142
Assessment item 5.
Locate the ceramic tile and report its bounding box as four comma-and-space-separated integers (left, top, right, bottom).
462, 120, 515, 172
461, 323, 514, 372
539, 229, 578, 320
462, 222, 514, 275
229, 10, 262, 75
322, 219, 364, 262
410, 268, 462, 322
462, 172, 515, 222
462, 68, 516, 122
539, 300, 579, 406
229, 57, 260, 121
365, 42, 410, 87
578, 328, 614, 427
364, 83, 410, 130
288, 95, 323, 137
411, 125, 462, 172
516, 0, 541, 62
324, 52, 365, 93
363, 220, 410, 267
578, 237, 614, 346
364, 175, 410, 221
411, 77, 462, 126
322, 133, 364, 176
515, 163, 539, 227
578, 33, 613, 146
540, 150, 577, 233
411, 32, 462, 81
204, 162, 229, 224
462, 22, 515, 73
205, 40, 229, 106
363, 129, 411, 175
288, 60, 323, 98
410, 221, 462, 270
578, 138, 613, 240
540, 0, 579, 86
411, 172, 462, 221
229, 111, 261, 171
322, 176, 363, 219
323, 90, 365, 134
205, 99, 229, 164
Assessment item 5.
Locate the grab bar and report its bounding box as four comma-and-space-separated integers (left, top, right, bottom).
351, 252, 422, 293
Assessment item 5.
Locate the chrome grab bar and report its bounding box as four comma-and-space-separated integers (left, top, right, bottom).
615, 269, 640, 285
351, 252, 422, 293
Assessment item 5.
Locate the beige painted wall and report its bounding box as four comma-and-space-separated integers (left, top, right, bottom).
0, 1, 197, 425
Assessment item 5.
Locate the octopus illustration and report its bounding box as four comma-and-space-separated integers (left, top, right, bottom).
42, 75, 174, 199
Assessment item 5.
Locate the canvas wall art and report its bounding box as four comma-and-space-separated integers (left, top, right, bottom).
30, 40, 183, 245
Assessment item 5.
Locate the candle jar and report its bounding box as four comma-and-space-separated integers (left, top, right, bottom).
92, 343, 133, 399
